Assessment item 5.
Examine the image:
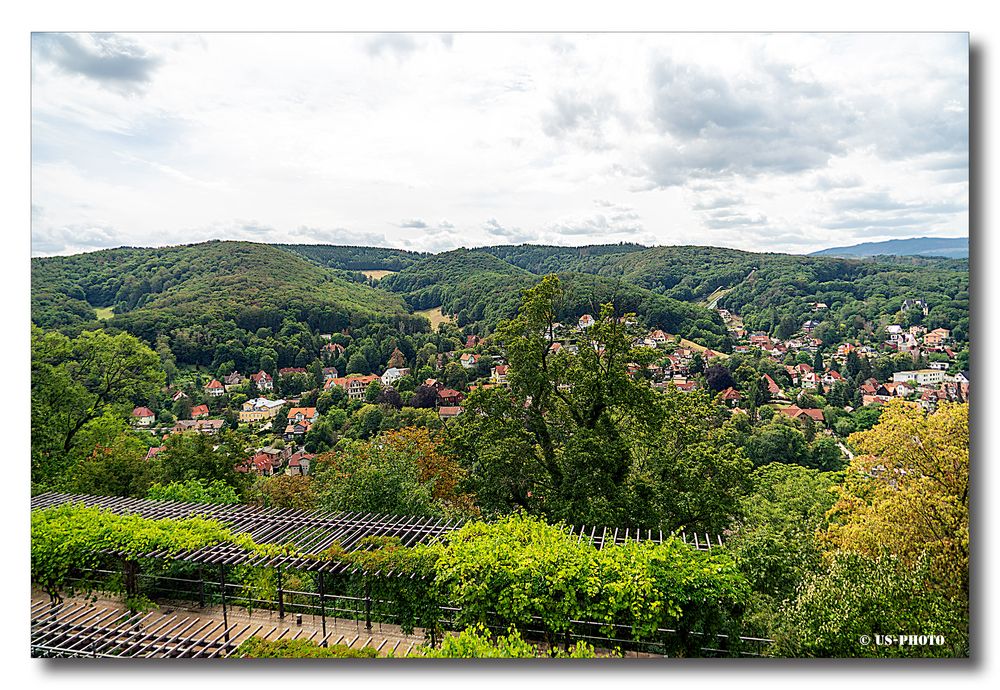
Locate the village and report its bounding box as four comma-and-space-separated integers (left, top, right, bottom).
126, 296, 969, 479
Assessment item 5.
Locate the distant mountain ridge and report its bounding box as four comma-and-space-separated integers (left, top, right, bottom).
809, 236, 968, 259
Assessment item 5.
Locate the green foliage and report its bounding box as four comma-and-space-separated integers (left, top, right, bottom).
775, 551, 967, 658
31, 504, 248, 602
152, 431, 251, 495
726, 464, 839, 637
146, 479, 241, 505
484, 244, 968, 348
415, 624, 597, 658
382, 249, 729, 346
431, 514, 748, 647
31, 326, 164, 490
236, 636, 378, 658
450, 276, 749, 529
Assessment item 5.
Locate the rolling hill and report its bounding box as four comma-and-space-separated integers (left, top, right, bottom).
31, 240, 412, 333
809, 236, 968, 259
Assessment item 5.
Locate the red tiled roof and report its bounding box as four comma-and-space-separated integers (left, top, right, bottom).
763, 374, 781, 394
132, 406, 154, 418
719, 387, 742, 400
205, 379, 224, 389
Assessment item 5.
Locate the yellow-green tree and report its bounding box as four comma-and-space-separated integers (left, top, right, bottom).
824, 400, 968, 601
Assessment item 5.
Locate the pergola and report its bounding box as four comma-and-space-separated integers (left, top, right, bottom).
30, 598, 417, 658
32, 492, 728, 653
31, 492, 722, 575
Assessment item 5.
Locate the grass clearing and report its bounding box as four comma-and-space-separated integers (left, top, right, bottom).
94, 306, 115, 320
415, 306, 456, 330
361, 269, 396, 281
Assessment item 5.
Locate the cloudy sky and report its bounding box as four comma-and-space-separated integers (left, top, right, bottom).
30, 32, 968, 256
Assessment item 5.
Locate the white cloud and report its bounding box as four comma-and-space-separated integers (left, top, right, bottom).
31, 33, 968, 256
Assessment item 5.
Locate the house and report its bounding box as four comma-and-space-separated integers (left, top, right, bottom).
780, 405, 825, 423
424, 378, 444, 390
288, 407, 319, 424
673, 380, 698, 393
241, 451, 277, 476
172, 419, 225, 436
491, 364, 510, 385
955, 371, 970, 385
223, 371, 245, 391
190, 404, 210, 419
929, 361, 950, 371
145, 446, 166, 461
326, 374, 380, 400
749, 332, 772, 348
799, 371, 819, 390
649, 329, 669, 344
902, 298, 929, 314
821, 370, 844, 387
762, 374, 782, 396
836, 343, 856, 357
171, 390, 188, 402
719, 387, 742, 407
549, 342, 563, 354
250, 370, 274, 391
286, 452, 313, 476
284, 420, 312, 438
205, 379, 225, 397
578, 314, 595, 330
892, 369, 945, 387
924, 328, 951, 347
920, 389, 943, 412
437, 388, 464, 406
465, 335, 481, 348
459, 353, 479, 369
802, 320, 821, 333
279, 367, 308, 377
381, 367, 410, 386
322, 342, 346, 357
239, 398, 287, 423
438, 406, 464, 420
131, 406, 155, 427
809, 302, 828, 311
321, 367, 339, 381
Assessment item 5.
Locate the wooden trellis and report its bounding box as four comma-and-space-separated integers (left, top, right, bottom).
32, 492, 721, 575
30, 599, 413, 658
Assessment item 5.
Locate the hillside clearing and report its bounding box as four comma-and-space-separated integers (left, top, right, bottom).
416, 306, 456, 330
362, 269, 396, 280
94, 306, 115, 320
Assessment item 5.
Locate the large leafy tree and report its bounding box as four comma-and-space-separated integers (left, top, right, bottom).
450, 275, 751, 529
31, 326, 164, 489
824, 400, 969, 602
312, 427, 476, 518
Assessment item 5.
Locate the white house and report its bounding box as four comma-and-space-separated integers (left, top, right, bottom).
381, 367, 410, 386
893, 369, 945, 387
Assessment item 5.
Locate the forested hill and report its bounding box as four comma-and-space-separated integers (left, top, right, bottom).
31, 240, 412, 334
380, 248, 730, 347
31, 239, 969, 358
275, 244, 426, 271
474, 244, 970, 344
810, 236, 969, 259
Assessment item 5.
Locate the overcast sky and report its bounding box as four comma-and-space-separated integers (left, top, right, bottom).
30, 32, 968, 256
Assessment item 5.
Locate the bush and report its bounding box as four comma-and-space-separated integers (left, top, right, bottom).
236, 636, 378, 658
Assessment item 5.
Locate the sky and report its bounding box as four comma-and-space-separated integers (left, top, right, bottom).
30, 32, 969, 257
